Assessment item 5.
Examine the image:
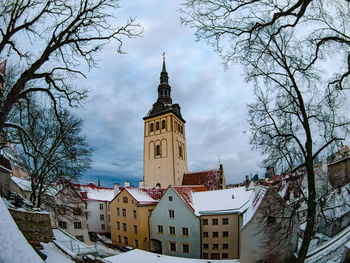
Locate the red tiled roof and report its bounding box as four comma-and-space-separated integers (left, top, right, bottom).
182, 169, 221, 190
172, 185, 207, 212
140, 188, 166, 201
71, 182, 113, 190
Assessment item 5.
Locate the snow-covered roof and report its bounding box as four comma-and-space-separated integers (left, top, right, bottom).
71, 183, 114, 202
104, 249, 240, 263
241, 187, 268, 229
193, 186, 254, 215
11, 176, 32, 192
126, 188, 160, 204
172, 185, 208, 212
0, 197, 43, 263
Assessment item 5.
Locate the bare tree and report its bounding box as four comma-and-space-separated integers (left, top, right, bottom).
0, 0, 142, 147
181, 1, 350, 262
16, 101, 92, 207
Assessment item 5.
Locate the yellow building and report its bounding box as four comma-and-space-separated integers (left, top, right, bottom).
110, 187, 164, 250
143, 56, 188, 188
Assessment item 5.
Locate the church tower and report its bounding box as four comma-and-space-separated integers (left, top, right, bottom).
143, 55, 188, 188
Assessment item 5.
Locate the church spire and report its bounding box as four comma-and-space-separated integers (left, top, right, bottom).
157, 52, 171, 103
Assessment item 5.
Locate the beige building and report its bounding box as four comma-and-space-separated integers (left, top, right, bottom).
143, 56, 188, 188
110, 187, 164, 250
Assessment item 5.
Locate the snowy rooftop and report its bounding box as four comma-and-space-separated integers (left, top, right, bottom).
241, 187, 267, 229
193, 186, 254, 215
105, 249, 240, 263
11, 176, 32, 192
71, 183, 114, 202
0, 197, 43, 263
125, 188, 165, 205
172, 185, 208, 212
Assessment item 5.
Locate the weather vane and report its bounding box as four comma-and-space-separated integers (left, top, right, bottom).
162, 52, 165, 60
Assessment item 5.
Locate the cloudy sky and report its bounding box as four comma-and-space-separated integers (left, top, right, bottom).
74, 0, 266, 187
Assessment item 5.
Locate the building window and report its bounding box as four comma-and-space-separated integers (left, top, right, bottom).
133, 225, 138, 234
123, 197, 128, 203
267, 216, 276, 225
169, 242, 176, 252
168, 209, 174, 218
202, 219, 208, 225
182, 227, 189, 236
122, 223, 127, 231
169, 226, 175, 235
117, 221, 120, 230
156, 145, 161, 156
117, 208, 120, 216
101, 224, 105, 230
76, 235, 84, 242
182, 243, 190, 254
150, 123, 154, 132
135, 240, 139, 248
158, 225, 163, 233
203, 243, 209, 249
58, 207, 66, 215
168, 196, 173, 201
156, 122, 160, 130
223, 231, 229, 237
180, 126, 183, 134
162, 120, 166, 129
223, 243, 229, 249
118, 235, 121, 243
179, 145, 183, 158
73, 207, 82, 215
74, 222, 82, 229
133, 210, 137, 219
203, 253, 209, 259
124, 236, 128, 245
100, 203, 104, 210
213, 232, 219, 238
100, 214, 104, 221
212, 218, 218, 225
178, 123, 181, 132
58, 221, 67, 229
203, 232, 208, 238
222, 253, 229, 259
122, 208, 126, 217
211, 253, 220, 259
222, 218, 229, 225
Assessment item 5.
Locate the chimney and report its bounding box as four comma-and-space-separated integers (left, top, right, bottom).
124, 181, 130, 188
139, 180, 145, 189
114, 183, 120, 196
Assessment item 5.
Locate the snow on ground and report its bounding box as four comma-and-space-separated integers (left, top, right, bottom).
0, 197, 43, 263
304, 226, 350, 263
93, 241, 122, 257
104, 249, 240, 263
53, 228, 97, 257
42, 242, 75, 263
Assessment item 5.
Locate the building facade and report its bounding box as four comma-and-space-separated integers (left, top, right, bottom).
149, 185, 207, 258
143, 56, 188, 188
110, 187, 164, 250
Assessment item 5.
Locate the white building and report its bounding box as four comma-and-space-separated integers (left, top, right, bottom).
71, 183, 115, 234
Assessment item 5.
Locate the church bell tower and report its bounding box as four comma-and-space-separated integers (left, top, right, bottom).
143, 54, 188, 188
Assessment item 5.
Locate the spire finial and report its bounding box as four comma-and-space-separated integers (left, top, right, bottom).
162, 52, 166, 73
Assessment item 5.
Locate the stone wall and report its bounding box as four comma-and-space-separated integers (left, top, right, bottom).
9, 208, 54, 242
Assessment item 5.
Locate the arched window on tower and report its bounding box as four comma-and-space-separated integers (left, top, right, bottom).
156, 145, 161, 157
162, 120, 166, 129
150, 123, 154, 132
179, 145, 183, 159
156, 122, 160, 130
180, 126, 183, 134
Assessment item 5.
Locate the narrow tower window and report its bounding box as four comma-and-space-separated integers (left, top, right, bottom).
150, 123, 154, 132
162, 120, 166, 129
156, 122, 160, 130
156, 145, 161, 156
